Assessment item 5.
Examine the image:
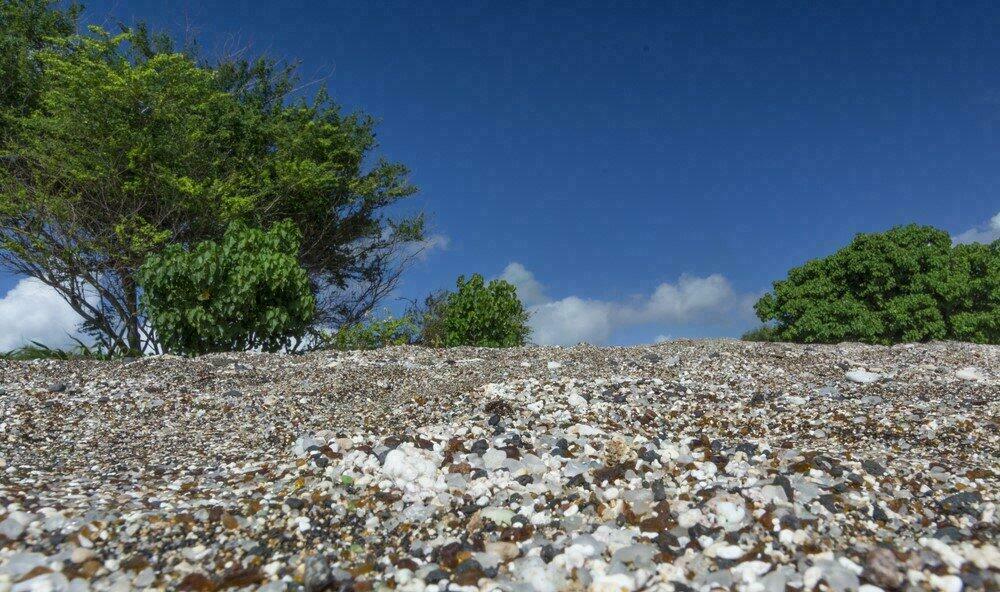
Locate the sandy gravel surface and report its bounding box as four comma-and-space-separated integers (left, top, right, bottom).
0, 340, 997, 592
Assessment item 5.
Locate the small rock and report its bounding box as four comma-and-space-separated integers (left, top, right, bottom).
861, 459, 886, 476
452, 558, 485, 585
938, 491, 982, 516
863, 547, 904, 590
0, 514, 27, 540
846, 369, 880, 384
482, 448, 508, 470
303, 555, 333, 592
955, 367, 987, 382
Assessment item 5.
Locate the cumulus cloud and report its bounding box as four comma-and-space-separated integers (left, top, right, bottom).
530, 297, 618, 345
633, 274, 738, 323
499, 262, 548, 307
0, 278, 84, 351
501, 262, 756, 346
953, 211, 1000, 244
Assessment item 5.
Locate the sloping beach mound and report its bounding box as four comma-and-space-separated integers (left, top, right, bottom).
1, 341, 997, 591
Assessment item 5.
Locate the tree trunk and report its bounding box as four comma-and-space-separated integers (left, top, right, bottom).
123, 273, 142, 354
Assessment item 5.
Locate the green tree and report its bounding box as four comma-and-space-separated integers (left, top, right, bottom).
425, 274, 531, 347
0, 0, 80, 117
755, 225, 999, 344
0, 20, 423, 354
946, 241, 1000, 342
138, 222, 315, 355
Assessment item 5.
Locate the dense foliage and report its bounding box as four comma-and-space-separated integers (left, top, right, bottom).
319, 314, 419, 351
138, 222, 316, 355
0, 0, 79, 116
425, 274, 531, 347
755, 225, 999, 344
0, 3, 422, 354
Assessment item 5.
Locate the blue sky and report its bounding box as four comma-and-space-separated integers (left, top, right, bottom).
2, 1, 999, 347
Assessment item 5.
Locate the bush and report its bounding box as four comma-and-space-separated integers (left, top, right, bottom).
740, 326, 781, 342
755, 225, 999, 344
138, 222, 316, 355
318, 314, 419, 351
422, 274, 531, 347
409, 290, 449, 347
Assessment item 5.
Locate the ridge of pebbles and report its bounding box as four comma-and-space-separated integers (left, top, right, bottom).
0, 340, 997, 592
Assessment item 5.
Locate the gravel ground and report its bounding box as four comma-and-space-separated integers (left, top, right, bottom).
0, 340, 997, 592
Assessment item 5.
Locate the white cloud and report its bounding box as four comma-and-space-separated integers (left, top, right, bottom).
0, 278, 84, 351
501, 262, 756, 346
953, 211, 1000, 244
530, 297, 618, 345
499, 262, 548, 307
636, 274, 737, 323
410, 234, 450, 260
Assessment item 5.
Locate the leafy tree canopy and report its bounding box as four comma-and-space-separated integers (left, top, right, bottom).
138, 222, 315, 355
0, 0, 80, 116
0, 5, 423, 354
755, 225, 999, 344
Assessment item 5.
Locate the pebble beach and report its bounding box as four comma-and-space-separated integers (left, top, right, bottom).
1, 340, 997, 591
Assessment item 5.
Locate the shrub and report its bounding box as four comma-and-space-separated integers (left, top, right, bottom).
409, 290, 450, 347
740, 325, 781, 342
755, 225, 999, 344
423, 274, 531, 347
318, 314, 419, 351
138, 222, 316, 355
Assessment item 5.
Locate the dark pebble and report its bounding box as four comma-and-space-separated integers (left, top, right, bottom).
862, 459, 886, 476
818, 494, 840, 514
779, 513, 800, 530
655, 531, 680, 552
651, 480, 667, 502
961, 568, 987, 589
773, 475, 794, 502
934, 526, 963, 541
939, 491, 983, 516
